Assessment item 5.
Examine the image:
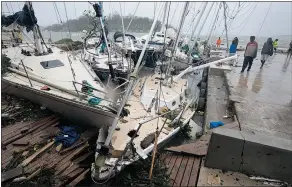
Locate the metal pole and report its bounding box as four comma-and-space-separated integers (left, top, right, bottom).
160, 2, 169, 33
187, 2, 208, 57
189, 2, 215, 56
165, 2, 190, 77
189, 2, 208, 47
104, 2, 165, 146
21, 60, 33, 87
223, 2, 229, 53
72, 81, 80, 98
119, 2, 126, 46
207, 3, 222, 42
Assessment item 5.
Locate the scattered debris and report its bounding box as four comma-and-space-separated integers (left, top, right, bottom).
1, 95, 98, 186
2, 167, 23, 182
165, 134, 211, 157
207, 174, 221, 185
1, 93, 52, 125
107, 153, 171, 187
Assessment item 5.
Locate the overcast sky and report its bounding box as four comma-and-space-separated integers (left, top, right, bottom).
2, 1, 292, 37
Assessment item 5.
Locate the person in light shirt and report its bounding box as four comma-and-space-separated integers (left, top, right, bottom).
241, 36, 258, 73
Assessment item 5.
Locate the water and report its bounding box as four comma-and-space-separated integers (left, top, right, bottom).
39, 31, 290, 50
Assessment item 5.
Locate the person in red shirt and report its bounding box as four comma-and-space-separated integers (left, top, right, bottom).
241, 36, 258, 73
216, 37, 221, 48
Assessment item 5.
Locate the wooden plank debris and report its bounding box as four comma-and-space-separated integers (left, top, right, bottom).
68, 169, 90, 187
1, 166, 23, 182
21, 141, 55, 167
1, 113, 97, 186
165, 134, 211, 157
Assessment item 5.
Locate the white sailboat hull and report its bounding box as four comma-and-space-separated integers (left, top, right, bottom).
2, 79, 116, 127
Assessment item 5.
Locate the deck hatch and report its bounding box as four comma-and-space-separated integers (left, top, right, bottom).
40, 60, 64, 69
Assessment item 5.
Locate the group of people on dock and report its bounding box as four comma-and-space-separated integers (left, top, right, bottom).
215, 36, 291, 73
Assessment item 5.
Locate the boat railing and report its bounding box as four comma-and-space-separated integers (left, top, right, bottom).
72, 81, 123, 106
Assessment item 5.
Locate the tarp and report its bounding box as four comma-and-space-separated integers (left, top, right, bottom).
1, 4, 37, 32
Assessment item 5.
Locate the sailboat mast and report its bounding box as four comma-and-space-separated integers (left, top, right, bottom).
207, 3, 222, 43
189, 2, 215, 57
104, 2, 165, 147
160, 2, 169, 33
165, 2, 190, 78
94, 2, 113, 75
223, 2, 229, 52
26, 1, 44, 54
187, 2, 208, 57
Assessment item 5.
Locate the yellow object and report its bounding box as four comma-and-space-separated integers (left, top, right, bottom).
273, 41, 278, 48
17, 31, 23, 41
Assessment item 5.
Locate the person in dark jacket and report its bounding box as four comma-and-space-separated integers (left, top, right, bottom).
241, 36, 258, 73
233, 37, 239, 47
287, 41, 292, 58
260, 38, 273, 68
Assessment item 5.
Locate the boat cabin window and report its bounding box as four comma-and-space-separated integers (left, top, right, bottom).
157, 34, 164, 37
40, 60, 64, 69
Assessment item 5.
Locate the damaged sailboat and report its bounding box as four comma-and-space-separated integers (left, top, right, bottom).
1, 2, 122, 127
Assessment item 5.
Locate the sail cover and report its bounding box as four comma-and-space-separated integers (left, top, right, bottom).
1, 3, 37, 32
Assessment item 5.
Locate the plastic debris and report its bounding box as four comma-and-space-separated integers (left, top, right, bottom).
210, 121, 224, 129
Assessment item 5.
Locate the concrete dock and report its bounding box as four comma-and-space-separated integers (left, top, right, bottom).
226, 53, 292, 140
203, 52, 292, 183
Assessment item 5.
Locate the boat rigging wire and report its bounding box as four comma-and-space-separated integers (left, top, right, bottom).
74, 2, 77, 19
237, 2, 258, 35
17, 2, 21, 10
5, 2, 11, 13
9, 2, 15, 14
169, 2, 179, 25
63, 2, 72, 39
231, 2, 258, 31
125, 2, 140, 33
207, 3, 222, 43
185, 2, 203, 36
206, 3, 219, 40
256, 2, 272, 38
53, 2, 63, 23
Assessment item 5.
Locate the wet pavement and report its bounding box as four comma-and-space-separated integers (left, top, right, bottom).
226, 52, 292, 140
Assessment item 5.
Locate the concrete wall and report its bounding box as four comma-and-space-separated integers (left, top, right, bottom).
205, 128, 292, 183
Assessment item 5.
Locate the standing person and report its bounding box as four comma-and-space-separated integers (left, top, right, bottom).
216, 37, 221, 48
260, 38, 273, 68
229, 40, 237, 56
287, 40, 292, 58
241, 36, 258, 73
273, 39, 278, 52
234, 37, 239, 47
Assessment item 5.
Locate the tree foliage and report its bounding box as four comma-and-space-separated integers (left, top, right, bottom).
44, 13, 163, 33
